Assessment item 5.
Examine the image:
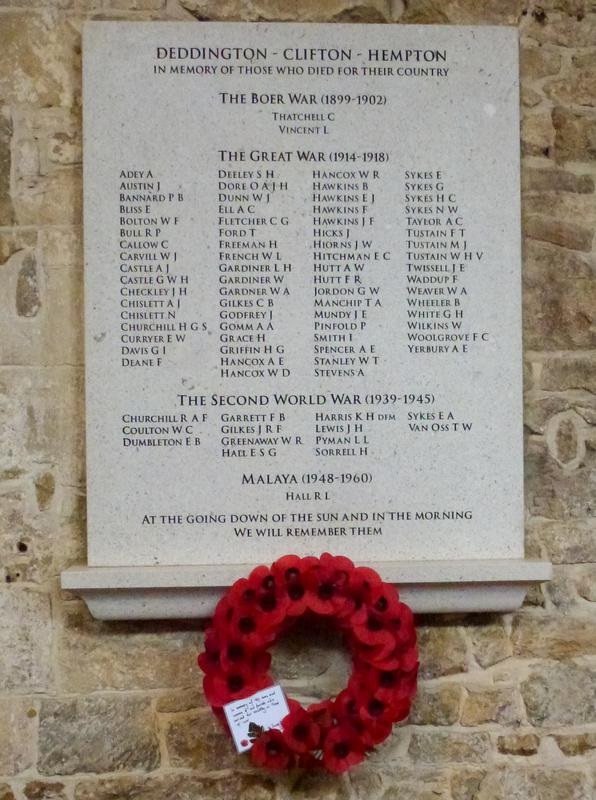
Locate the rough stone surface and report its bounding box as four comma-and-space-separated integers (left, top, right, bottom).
525, 437, 596, 519
522, 239, 596, 350
177, 0, 391, 22
461, 687, 523, 726
553, 106, 596, 163
470, 767, 591, 800
467, 615, 513, 667
38, 696, 160, 775
0, 698, 37, 775
23, 782, 67, 800
497, 733, 540, 756
0, 588, 52, 691
0, 786, 15, 800
73, 774, 276, 800
416, 619, 468, 678
56, 602, 201, 692
408, 731, 491, 764
512, 612, 596, 658
555, 732, 596, 755
163, 710, 237, 770
521, 662, 596, 726
409, 684, 463, 726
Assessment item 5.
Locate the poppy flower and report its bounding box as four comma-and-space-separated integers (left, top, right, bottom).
272, 555, 318, 615
281, 706, 320, 753
322, 726, 365, 773
250, 729, 295, 771
307, 699, 335, 730
203, 664, 272, 707
304, 556, 354, 617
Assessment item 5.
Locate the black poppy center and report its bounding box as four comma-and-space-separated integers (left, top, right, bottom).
227, 643, 243, 661
288, 583, 305, 601
266, 739, 282, 756
375, 596, 388, 613
367, 615, 383, 632
318, 582, 334, 600
293, 723, 309, 741
333, 741, 350, 759
380, 671, 397, 688
238, 616, 256, 634
260, 593, 276, 612
368, 698, 385, 717
262, 575, 275, 591
227, 674, 244, 692
285, 567, 300, 581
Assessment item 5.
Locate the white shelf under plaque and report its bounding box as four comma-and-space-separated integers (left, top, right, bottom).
62, 560, 551, 620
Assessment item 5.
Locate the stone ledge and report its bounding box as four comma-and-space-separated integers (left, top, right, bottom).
61, 560, 552, 619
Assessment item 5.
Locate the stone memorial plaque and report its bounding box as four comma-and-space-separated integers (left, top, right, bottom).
84, 21, 524, 571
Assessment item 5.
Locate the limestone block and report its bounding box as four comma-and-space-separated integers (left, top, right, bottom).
521, 111, 554, 156
553, 106, 596, 163
473, 767, 590, 800
416, 619, 468, 678
280, 771, 351, 800
0, 367, 84, 485
523, 214, 594, 251
539, 353, 596, 393
0, 244, 84, 366
162, 709, 237, 770
450, 768, 487, 800
73, 774, 276, 800
525, 438, 596, 519
461, 687, 523, 726
409, 683, 463, 725
38, 695, 160, 775
521, 662, 596, 726
466, 615, 512, 667
0, 697, 37, 775
577, 566, 596, 600
545, 68, 596, 107
178, 0, 390, 22
524, 11, 596, 47
155, 687, 203, 713
408, 731, 491, 763
555, 732, 596, 755
522, 166, 594, 193
522, 239, 596, 350
0, 588, 52, 691
0, 108, 13, 226
520, 44, 562, 80
56, 601, 201, 692
512, 611, 596, 658
497, 733, 540, 755
527, 519, 596, 564
0, 14, 80, 106
400, 0, 524, 24
24, 782, 68, 800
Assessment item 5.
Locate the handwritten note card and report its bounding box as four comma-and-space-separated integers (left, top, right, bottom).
223, 685, 290, 753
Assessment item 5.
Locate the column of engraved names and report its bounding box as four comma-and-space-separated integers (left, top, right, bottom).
312, 160, 391, 460
118, 168, 194, 368
216, 150, 300, 461
312, 164, 389, 378
404, 169, 488, 356
217, 150, 293, 381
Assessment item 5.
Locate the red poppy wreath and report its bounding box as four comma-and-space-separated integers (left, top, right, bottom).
198, 553, 418, 773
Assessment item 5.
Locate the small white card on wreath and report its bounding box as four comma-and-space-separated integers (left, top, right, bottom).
224, 685, 290, 753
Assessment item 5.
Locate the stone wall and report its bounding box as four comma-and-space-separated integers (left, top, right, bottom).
1, 0, 595, 798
